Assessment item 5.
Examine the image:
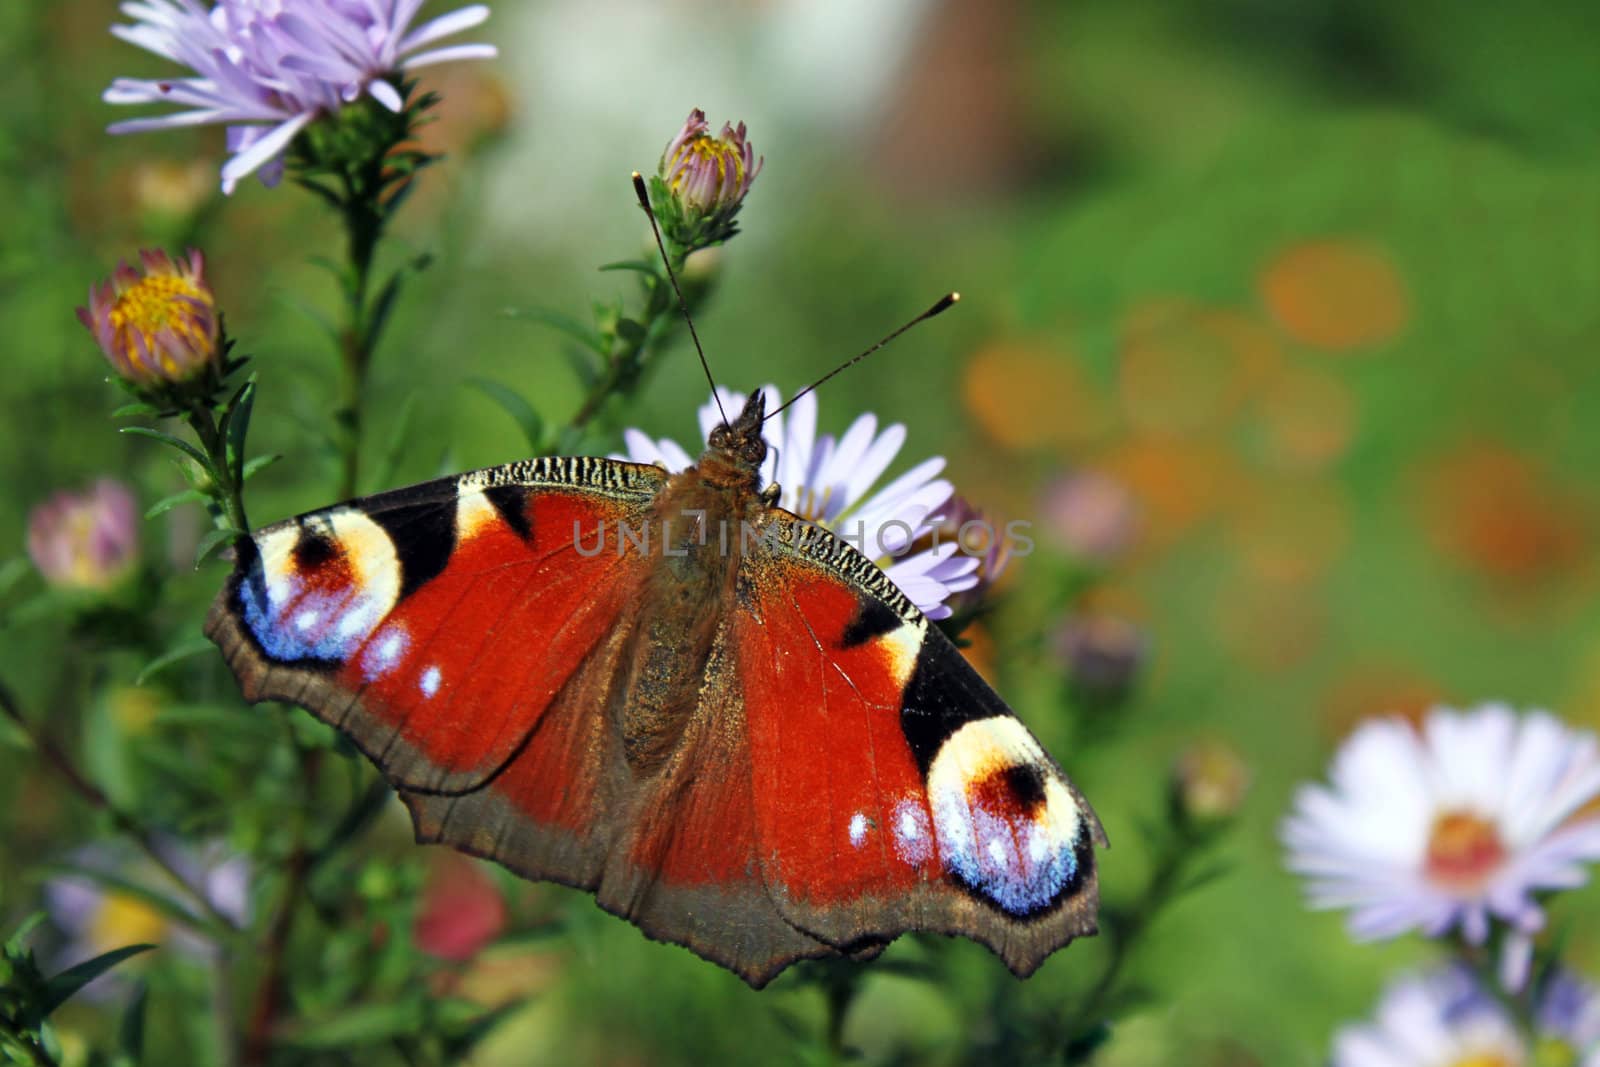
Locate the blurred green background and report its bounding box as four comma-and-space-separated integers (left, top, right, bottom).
5, 0, 1600, 1064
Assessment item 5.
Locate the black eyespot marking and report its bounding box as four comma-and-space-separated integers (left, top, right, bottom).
1001, 763, 1048, 813
292, 530, 339, 570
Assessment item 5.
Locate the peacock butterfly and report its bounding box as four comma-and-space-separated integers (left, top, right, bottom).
205, 185, 1105, 989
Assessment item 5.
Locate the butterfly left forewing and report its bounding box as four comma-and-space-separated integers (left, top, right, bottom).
206, 456, 664, 865
734, 513, 1105, 977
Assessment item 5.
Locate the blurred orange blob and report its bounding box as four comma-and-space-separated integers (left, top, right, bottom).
1416, 441, 1592, 584
963, 340, 1109, 450
957, 621, 999, 685
1212, 578, 1325, 671
1118, 299, 1283, 435
1259, 240, 1409, 351
1096, 436, 1234, 550
413, 66, 514, 158
1322, 665, 1447, 739
1254, 364, 1359, 472
1224, 477, 1351, 586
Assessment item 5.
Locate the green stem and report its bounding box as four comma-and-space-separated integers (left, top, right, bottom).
1060, 827, 1206, 1062
0, 679, 241, 940
186, 406, 249, 536
335, 180, 384, 500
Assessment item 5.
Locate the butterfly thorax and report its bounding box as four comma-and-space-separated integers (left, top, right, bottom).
620, 391, 773, 772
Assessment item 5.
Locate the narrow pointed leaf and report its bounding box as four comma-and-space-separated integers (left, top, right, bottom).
40, 944, 155, 1016
144, 489, 209, 520
502, 306, 606, 354
466, 378, 543, 453
119, 427, 214, 475
195, 526, 245, 568
135, 636, 216, 686
241, 453, 283, 481
598, 259, 658, 276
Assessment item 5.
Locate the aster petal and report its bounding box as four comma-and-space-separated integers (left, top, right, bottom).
777, 389, 817, 496
399, 43, 499, 70
397, 4, 491, 54
219, 111, 315, 194
842, 423, 907, 513
107, 109, 235, 134
367, 77, 404, 111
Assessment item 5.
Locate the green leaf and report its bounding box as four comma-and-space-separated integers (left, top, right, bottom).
502, 306, 607, 354
370, 392, 419, 489
144, 489, 209, 520
134, 636, 216, 686
222, 377, 257, 486
6, 912, 48, 954
597, 259, 659, 276
0, 556, 30, 599
241, 453, 282, 481
363, 253, 434, 353
39, 944, 155, 1017
119, 426, 215, 476
111, 402, 163, 419
118, 981, 148, 1063
285, 999, 424, 1048
615, 317, 647, 345
0, 709, 36, 751
194, 526, 244, 568
466, 378, 543, 453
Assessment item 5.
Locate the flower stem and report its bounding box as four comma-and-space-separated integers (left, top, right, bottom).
0, 678, 241, 939
185, 405, 250, 536
562, 254, 687, 440
334, 179, 384, 500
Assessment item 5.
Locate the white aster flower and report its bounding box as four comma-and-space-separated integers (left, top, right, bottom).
1538, 971, 1600, 1067
617, 385, 979, 619
104, 0, 497, 193
1283, 704, 1600, 945
1332, 968, 1526, 1067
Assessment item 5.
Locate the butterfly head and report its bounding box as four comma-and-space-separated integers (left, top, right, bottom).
703, 390, 769, 482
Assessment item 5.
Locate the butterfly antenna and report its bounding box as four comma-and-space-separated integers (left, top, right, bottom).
632, 172, 727, 425
766, 292, 960, 421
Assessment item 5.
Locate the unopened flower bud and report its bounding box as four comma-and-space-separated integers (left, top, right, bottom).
77, 249, 218, 391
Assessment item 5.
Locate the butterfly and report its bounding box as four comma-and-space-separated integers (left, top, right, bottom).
205, 179, 1104, 987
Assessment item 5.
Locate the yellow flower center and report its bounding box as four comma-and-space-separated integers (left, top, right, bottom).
670, 137, 746, 197
1449, 1056, 1520, 1067
110, 274, 204, 334
109, 274, 214, 375
87, 891, 168, 956
1425, 811, 1507, 891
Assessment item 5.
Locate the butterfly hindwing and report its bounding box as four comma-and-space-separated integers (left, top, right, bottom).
735, 513, 1104, 977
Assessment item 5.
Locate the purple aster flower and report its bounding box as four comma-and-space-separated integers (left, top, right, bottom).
27, 480, 141, 593
1282, 704, 1600, 945
616, 385, 978, 618
1331, 967, 1524, 1067
104, 1, 498, 194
